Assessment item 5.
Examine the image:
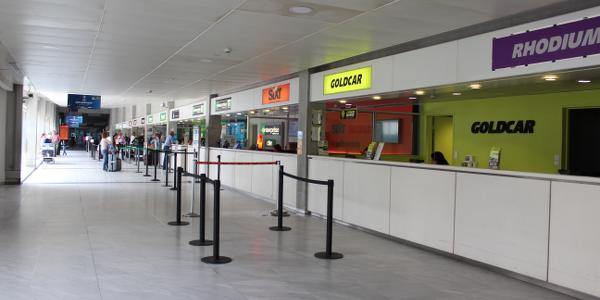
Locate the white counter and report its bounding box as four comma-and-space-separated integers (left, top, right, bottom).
208, 148, 298, 207
308, 155, 600, 297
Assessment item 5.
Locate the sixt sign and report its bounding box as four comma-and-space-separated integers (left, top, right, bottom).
324, 66, 372, 95
262, 83, 290, 105
493, 16, 600, 70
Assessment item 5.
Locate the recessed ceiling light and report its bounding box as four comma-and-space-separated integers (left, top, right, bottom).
408, 96, 417, 100
372, 95, 382, 100
543, 75, 558, 81
264, 109, 270, 113
415, 90, 425, 96
469, 83, 482, 90
578, 79, 591, 83
289, 6, 313, 14
338, 100, 347, 104
236, 112, 242, 115
249, 111, 255, 114
452, 92, 462, 96
282, 106, 289, 110
42, 45, 59, 50
225, 114, 231, 117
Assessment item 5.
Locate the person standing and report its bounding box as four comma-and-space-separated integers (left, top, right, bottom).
100, 132, 112, 171
162, 131, 175, 170
51, 131, 60, 157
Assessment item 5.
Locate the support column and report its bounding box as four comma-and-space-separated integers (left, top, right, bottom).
296, 70, 318, 212
204, 94, 220, 177
4, 84, 23, 184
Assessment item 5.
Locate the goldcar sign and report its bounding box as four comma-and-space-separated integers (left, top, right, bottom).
324, 66, 372, 95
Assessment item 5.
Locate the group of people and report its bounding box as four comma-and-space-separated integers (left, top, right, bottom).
39, 131, 61, 156
147, 131, 176, 170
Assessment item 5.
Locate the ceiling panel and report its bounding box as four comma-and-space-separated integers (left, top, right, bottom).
0, 0, 577, 107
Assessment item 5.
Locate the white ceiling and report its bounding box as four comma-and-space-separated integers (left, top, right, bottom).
0, 0, 573, 107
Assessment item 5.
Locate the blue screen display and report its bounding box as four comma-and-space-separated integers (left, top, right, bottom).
68, 94, 101, 111
66, 115, 83, 128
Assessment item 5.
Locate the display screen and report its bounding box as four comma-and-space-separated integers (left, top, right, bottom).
66, 115, 83, 128
67, 94, 101, 111
340, 109, 357, 119
375, 119, 401, 143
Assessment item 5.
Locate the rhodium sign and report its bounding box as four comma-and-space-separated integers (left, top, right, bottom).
323, 66, 372, 95
262, 83, 290, 105
493, 16, 600, 70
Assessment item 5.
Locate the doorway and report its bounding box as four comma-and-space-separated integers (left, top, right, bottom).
431, 115, 454, 164
566, 108, 600, 176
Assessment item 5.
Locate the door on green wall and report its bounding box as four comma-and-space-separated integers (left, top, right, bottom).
432, 116, 454, 164
567, 108, 600, 176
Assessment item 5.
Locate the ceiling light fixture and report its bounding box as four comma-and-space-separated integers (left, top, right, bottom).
236, 112, 242, 115
372, 95, 382, 100
282, 106, 289, 110
249, 111, 255, 114
289, 6, 313, 14
225, 114, 231, 117
452, 92, 462, 96
415, 90, 425, 96
338, 100, 347, 104
264, 109, 270, 113
469, 83, 482, 90
543, 75, 558, 81
408, 96, 417, 100
578, 79, 592, 83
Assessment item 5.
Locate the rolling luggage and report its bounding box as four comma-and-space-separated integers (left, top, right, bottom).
109, 154, 122, 172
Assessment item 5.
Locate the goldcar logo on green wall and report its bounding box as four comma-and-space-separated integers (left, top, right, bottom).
324, 66, 372, 95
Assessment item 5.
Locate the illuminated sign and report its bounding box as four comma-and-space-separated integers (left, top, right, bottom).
324, 66, 372, 95
147, 115, 154, 124
192, 103, 205, 116
171, 110, 180, 120
141, 117, 145, 125
340, 109, 357, 119
67, 94, 101, 111
159, 112, 167, 122
261, 126, 281, 135
133, 119, 137, 126
215, 98, 232, 112
262, 83, 290, 105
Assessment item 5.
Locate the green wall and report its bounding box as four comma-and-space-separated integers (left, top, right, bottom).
420, 89, 600, 174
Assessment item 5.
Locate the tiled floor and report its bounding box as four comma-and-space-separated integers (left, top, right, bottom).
0, 151, 575, 299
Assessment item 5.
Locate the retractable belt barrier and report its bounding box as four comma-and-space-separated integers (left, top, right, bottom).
179, 168, 231, 264
279, 166, 343, 260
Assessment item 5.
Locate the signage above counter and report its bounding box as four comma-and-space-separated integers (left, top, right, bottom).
147, 115, 154, 124
324, 66, 372, 95
159, 112, 167, 122
262, 83, 290, 105
192, 103, 205, 116
215, 97, 232, 112
471, 120, 536, 134
493, 15, 600, 70
68, 94, 101, 111
171, 110, 180, 120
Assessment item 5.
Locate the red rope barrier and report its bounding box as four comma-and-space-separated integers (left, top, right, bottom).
195, 161, 278, 165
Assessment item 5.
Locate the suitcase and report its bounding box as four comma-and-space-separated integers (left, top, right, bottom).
109, 154, 122, 172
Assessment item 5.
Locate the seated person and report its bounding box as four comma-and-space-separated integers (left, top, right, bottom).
431, 151, 449, 165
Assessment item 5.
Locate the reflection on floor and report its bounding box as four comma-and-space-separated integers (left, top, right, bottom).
0, 151, 574, 299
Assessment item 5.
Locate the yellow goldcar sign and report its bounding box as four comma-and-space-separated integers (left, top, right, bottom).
323, 66, 372, 95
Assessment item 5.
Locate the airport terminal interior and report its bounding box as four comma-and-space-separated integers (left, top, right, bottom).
1, 1, 600, 299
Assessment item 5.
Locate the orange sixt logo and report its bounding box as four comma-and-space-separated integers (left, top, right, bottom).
262, 83, 290, 104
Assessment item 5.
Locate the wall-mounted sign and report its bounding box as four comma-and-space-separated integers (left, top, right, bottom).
471, 120, 535, 134
340, 109, 357, 119
261, 126, 281, 135
140, 117, 145, 125
192, 103, 205, 116
262, 83, 290, 105
215, 98, 232, 112
128, 120, 133, 126
493, 16, 600, 70
133, 119, 137, 126
324, 66, 372, 95
159, 112, 167, 122
171, 110, 180, 120
147, 115, 154, 124
67, 94, 101, 111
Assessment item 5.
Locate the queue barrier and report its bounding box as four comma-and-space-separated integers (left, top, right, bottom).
279, 165, 343, 260
179, 168, 231, 264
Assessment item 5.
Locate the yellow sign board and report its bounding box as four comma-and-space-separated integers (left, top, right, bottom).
323, 66, 372, 95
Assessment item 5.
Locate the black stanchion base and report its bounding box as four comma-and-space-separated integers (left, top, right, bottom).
167, 221, 189, 226
169, 187, 177, 191
189, 239, 214, 246
201, 256, 232, 264
184, 212, 200, 217
151, 179, 160, 182
314, 252, 344, 260
162, 184, 172, 187
144, 174, 152, 177
269, 226, 292, 231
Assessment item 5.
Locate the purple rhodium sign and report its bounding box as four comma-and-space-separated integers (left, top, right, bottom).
492, 16, 600, 70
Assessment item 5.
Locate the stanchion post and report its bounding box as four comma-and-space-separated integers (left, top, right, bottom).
151, 149, 160, 182
144, 148, 151, 177
136, 147, 141, 173
184, 149, 188, 174
217, 155, 221, 181
201, 180, 232, 264
163, 150, 171, 187
186, 158, 200, 217
170, 152, 178, 190
189, 173, 213, 246
270, 165, 291, 231
194, 151, 201, 183
315, 180, 343, 260
168, 167, 189, 226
